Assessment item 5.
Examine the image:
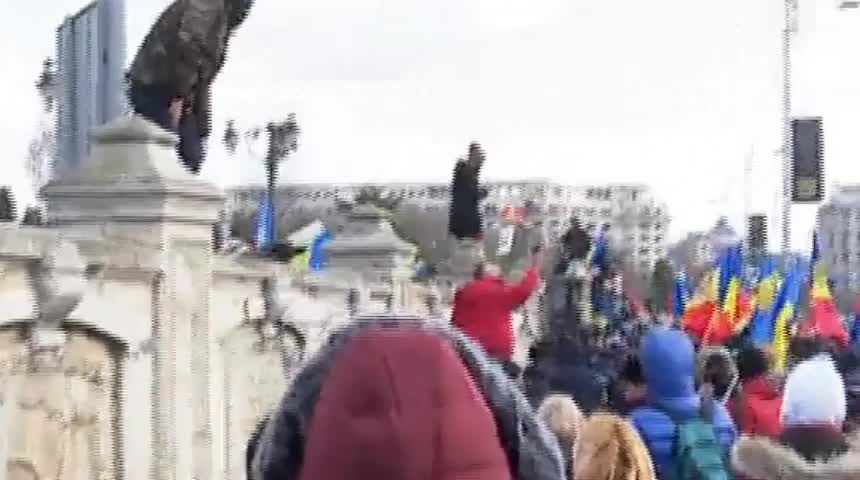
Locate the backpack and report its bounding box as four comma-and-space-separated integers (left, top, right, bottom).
657, 397, 731, 480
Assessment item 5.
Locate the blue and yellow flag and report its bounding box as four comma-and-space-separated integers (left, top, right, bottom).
769, 264, 803, 372
747, 256, 783, 345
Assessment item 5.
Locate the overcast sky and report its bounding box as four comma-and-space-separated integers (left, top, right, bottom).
3, 0, 860, 247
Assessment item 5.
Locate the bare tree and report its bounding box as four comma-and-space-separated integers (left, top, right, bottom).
0, 186, 17, 222
353, 186, 402, 212
222, 116, 300, 188
27, 58, 56, 192
21, 206, 44, 226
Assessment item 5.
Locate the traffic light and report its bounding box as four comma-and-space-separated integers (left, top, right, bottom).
747, 214, 768, 254
791, 117, 824, 203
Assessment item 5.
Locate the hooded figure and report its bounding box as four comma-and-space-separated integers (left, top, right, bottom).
448, 143, 488, 240
127, 0, 254, 174
522, 336, 607, 414
695, 347, 740, 405
778, 353, 849, 460
573, 413, 656, 480
559, 218, 592, 267
732, 345, 783, 437
253, 317, 564, 480
538, 394, 583, 477
630, 327, 737, 478
732, 353, 859, 480
731, 434, 860, 480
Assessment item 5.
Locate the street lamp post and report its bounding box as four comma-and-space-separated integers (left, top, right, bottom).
222, 115, 300, 247
263, 115, 300, 244
781, 0, 796, 258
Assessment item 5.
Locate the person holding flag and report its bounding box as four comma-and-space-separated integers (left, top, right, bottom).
583, 225, 611, 332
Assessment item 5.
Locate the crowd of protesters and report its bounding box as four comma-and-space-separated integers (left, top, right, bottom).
124, 2, 860, 467
244, 236, 860, 480
239, 150, 860, 480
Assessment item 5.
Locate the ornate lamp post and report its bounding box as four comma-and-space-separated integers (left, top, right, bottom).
223, 115, 300, 245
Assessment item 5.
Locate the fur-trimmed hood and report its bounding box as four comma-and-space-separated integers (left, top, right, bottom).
253, 316, 565, 480
731, 434, 860, 480
695, 346, 738, 403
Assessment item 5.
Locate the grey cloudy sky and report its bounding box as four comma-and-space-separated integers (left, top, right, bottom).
3, 0, 860, 246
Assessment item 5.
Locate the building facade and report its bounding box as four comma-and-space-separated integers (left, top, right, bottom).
55, 0, 127, 177
818, 184, 860, 283
226, 180, 671, 271
667, 217, 743, 283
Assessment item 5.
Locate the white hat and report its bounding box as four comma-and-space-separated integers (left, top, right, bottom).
781, 353, 847, 426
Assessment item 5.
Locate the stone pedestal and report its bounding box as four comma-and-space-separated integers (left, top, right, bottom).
322, 205, 418, 314
324, 205, 416, 280
41, 115, 224, 480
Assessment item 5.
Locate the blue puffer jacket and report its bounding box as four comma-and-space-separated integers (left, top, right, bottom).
630, 327, 737, 479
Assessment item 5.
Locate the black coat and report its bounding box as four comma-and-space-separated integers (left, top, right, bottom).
560, 224, 592, 261
448, 160, 487, 239
247, 416, 269, 480
128, 0, 254, 139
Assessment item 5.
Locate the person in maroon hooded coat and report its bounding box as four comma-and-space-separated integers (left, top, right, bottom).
252, 317, 565, 480
298, 328, 512, 480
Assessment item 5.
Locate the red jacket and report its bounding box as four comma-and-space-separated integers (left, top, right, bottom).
451, 266, 540, 361
731, 375, 783, 438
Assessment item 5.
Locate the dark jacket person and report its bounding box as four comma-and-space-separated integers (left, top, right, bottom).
448, 144, 488, 240
127, 0, 254, 174
554, 218, 592, 275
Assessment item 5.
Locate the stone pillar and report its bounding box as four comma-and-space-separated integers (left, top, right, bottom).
41, 115, 223, 480
323, 205, 417, 314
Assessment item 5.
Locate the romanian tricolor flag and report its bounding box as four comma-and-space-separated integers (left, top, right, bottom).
799, 231, 849, 347
747, 256, 783, 345
683, 270, 718, 341
683, 245, 753, 343
698, 244, 754, 345
769, 264, 803, 372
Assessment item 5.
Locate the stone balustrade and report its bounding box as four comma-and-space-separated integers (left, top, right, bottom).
0, 114, 542, 480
